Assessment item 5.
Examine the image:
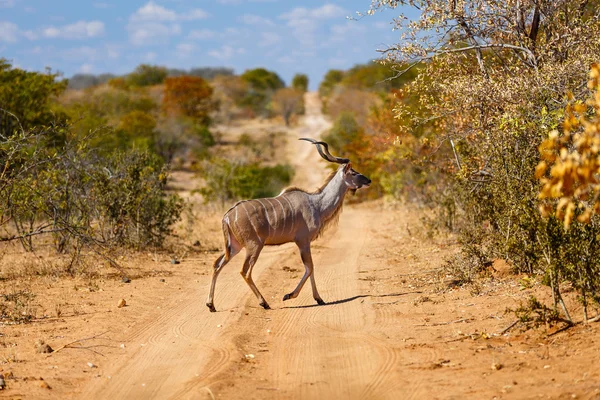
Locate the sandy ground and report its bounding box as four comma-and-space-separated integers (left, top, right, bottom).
1, 93, 600, 399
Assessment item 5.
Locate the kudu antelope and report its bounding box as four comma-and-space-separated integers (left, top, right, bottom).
206, 138, 371, 312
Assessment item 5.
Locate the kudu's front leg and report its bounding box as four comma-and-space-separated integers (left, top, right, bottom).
283, 242, 325, 305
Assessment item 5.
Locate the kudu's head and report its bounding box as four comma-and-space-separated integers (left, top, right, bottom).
299, 138, 371, 191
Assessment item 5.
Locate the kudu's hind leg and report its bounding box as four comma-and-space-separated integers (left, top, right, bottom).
240, 242, 270, 310
206, 241, 241, 312
283, 242, 324, 305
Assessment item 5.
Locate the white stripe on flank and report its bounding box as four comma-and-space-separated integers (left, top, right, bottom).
235, 207, 238, 222
257, 199, 272, 237
273, 198, 286, 234
241, 203, 258, 235
281, 195, 296, 235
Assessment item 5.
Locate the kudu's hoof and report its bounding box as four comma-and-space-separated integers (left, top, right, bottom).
260, 302, 271, 310
206, 303, 216, 312
282, 293, 292, 301
316, 298, 326, 305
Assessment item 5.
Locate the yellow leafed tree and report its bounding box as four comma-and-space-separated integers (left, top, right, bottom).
538, 64, 600, 228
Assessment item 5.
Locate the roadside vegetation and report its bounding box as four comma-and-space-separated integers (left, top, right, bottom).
319, 0, 600, 325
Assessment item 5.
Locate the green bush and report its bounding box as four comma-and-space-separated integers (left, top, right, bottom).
1, 126, 183, 264
198, 158, 293, 205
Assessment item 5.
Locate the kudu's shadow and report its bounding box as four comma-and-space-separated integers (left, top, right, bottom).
279, 291, 422, 310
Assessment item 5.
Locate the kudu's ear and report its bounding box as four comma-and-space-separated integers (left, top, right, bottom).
344, 163, 352, 173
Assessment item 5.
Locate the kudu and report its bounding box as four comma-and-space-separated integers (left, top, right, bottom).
206, 138, 371, 312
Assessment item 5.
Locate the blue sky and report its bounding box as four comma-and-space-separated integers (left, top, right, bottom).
0, 0, 407, 89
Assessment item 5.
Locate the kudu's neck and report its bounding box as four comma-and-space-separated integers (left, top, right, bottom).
315, 167, 348, 221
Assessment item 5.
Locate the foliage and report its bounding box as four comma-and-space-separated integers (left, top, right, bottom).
0, 59, 68, 142
212, 75, 251, 122
166, 67, 234, 80
319, 69, 344, 99
199, 158, 293, 205
61, 85, 158, 152
162, 76, 215, 125
68, 73, 116, 90
240, 68, 285, 92
272, 88, 304, 126
126, 64, 168, 87
326, 87, 380, 127
340, 62, 417, 92
240, 68, 285, 117
292, 73, 309, 92
511, 296, 563, 330
366, 0, 600, 320
117, 110, 157, 150
1, 125, 183, 264
538, 64, 600, 228
92, 150, 183, 248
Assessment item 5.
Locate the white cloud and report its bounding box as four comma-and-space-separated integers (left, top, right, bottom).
176, 42, 196, 58
0, 0, 15, 8
188, 28, 215, 40
59, 45, 121, 63
43, 21, 105, 39
129, 22, 181, 45
180, 9, 209, 21
328, 22, 366, 44
130, 2, 177, 22
279, 4, 345, 21
208, 45, 245, 61
259, 32, 281, 48
22, 30, 38, 40
240, 14, 275, 26
374, 21, 390, 30
277, 55, 294, 64
143, 51, 157, 62
127, 2, 207, 45
0, 21, 19, 42
79, 63, 93, 73
279, 4, 346, 47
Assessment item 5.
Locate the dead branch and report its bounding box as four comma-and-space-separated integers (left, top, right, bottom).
498, 320, 520, 335
47, 330, 110, 356
414, 318, 470, 327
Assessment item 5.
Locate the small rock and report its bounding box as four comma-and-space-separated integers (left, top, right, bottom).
40, 380, 51, 389
159, 279, 165, 283
118, 299, 127, 308
192, 240, 201, 247
121, 277, 131, 283
491, 259, 512, 278
544, 365, 551, 369
491, 362, 503, 370
0, 375, 5, 390
87, 362, 97, 368
170, 259, 180, 265
120, 344, 126, 349
38, 344, 54, 354
35, 340, 54, 354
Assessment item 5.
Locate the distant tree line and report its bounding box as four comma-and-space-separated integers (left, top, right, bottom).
68, 65, 234, 90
